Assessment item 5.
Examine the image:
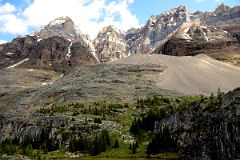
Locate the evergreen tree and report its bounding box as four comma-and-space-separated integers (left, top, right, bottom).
217, 88, 223, 104
92, 136, 101, 156
147, 127, 178, 154
102, 129, 110, 145
113, 139, 119, 148
130, 118, 140, 135
128, 144, 132, 150
69, 136, 77, 152
132, 143, 137, 154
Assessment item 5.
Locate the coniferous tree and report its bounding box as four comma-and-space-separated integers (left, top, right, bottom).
132, 143, 137, 154
113, 139, 119, 148
130, 118, 140, 135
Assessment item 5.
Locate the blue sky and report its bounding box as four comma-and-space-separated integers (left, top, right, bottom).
130, 0, 239, 25
0, 0, 239, 43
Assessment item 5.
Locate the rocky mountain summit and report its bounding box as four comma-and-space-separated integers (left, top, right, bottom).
0, 4, 239, 68
125, 5, 190, 55
94, 4, 239, 61
0, 16, 99, 73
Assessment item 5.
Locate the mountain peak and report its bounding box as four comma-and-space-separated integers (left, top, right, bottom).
99, 25, 119, 34
36, 16, 76, 40
214, 3, 231, 15
48, 16, 73, 26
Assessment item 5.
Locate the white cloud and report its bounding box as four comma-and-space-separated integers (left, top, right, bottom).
0, 14, 28, 34
0, 2, 16, 14
0, 39, 7, 44
0, 0, 140, 39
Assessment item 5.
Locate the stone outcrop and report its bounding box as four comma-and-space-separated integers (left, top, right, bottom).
94, 26, 127, 62
0, 17, 99, 72
125, 6, 190, 55
0, 114, 69, 143
194, 3, 240, 41
153, 22, 237, 56
155, 88, 240, 160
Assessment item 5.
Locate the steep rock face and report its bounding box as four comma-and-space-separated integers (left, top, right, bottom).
0, 114, 69, 143
70, 42, 98, 67
0, 17, 99, 72
0, 36, 37, 69
36, 16, 97, 57
153, 22, 236, 56
125, 6, 190, 55
155, 88, 240, 160
94, 26, 127, 62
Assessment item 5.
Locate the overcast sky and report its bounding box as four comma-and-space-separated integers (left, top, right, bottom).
0, 0, 239, 43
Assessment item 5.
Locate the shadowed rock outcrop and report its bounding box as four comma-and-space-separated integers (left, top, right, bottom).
155, 88, 240, 160
0, 16, 98, 72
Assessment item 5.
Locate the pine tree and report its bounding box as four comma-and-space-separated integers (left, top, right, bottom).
132, 143, 137, 154
102, 129, 110, 145
113, 139, 119, 148
130, 118, 140, 135
217, 88, 223, 104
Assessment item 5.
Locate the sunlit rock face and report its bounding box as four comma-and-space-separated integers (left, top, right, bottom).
153, 21, 237, 56
125, 6, 190, 55
94, 25, 127, 62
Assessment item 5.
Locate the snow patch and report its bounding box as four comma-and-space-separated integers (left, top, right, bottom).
182, 33, 192, 40
184, 27, 190, 33
36, 35, 42, 42
91, 51, 100, 63
223, 30, 228, 33
42, 82, 53, 86
49, 19, 66, 26
7, 58, 29, 69
151, 48, 156, 51
203, 32, 209, 42
66, 42, 73, 59
6, 52, 14, 56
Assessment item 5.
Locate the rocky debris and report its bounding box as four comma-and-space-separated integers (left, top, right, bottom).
100, 121, 122, 134
153, 21, 237, 56
154, 88, 240, 160
94, 26, 127, 62
0, 154, 31, 160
